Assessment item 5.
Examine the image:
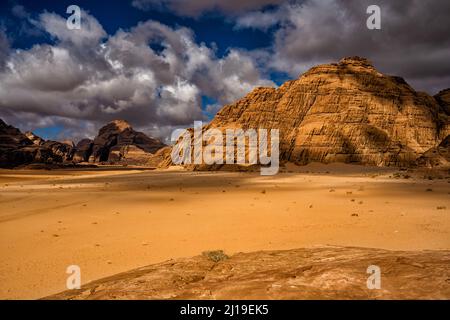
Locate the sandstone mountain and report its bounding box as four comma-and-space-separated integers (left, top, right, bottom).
166, 57, 449, 168
0, 119, 165, 168
89, 120, 166, 165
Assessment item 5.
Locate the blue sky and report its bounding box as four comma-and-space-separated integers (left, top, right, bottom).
1, 0, 275, 56
0, 0, 449, 141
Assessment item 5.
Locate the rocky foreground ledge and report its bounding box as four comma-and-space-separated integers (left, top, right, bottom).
46, 246, 450, 300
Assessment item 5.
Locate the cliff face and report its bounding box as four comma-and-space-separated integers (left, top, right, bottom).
206, 57, 449, 167
73, 139, 94, 163
435, 88, 450, 115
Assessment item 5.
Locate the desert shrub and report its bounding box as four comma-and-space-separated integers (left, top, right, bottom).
202, 250, 229, 262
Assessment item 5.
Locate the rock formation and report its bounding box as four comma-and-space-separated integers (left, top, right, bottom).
45, 246, 450, 300
26, 131, 75, 162
435, 88, 450, 115
164, 57, 449, 169
40, 140, 75, 162
416, 135, 450, 168
0, 119, 57, 168
72, 139, 94, 163
89, 120, 166, 165
0, 119, 165, 168
25, 131, 44, 146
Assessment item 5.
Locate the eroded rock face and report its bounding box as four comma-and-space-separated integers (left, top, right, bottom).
416, 135, 450, 168
25, 130, 75, 162
25, 131, 45, 146
435, 88, 450, 115
0, 119, 165, 167
89, 120, 165, 165
1, 121, 72, 167
41, 140, 75, 162
161, 57, 449, 169
0, 119, 55, 168
207, 57, 449, 167
45, 246, 450, 300
73, 139, 94, 163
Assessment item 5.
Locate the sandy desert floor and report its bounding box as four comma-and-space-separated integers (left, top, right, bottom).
0, 163, 449, 299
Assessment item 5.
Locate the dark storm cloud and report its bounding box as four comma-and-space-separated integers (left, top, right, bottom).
131, 0, 285, 17
0, 30, 10, 70
236, 0, 450, 94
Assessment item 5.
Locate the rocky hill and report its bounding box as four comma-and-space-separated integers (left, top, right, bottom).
165, 57, 449, 169
89, 120, 166, 165
0, 119, 165, 168
0, 119, 71, 168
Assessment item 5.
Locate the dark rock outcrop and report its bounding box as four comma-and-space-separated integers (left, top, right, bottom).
89, 120, 165, 165
0, 119, 165, 167
0, 120, 55, 168
41, 140, 75, 162
435, 88, 450, 115
73, 139, 94, 163
25, 131, 45, 146
416, 135, 450, 168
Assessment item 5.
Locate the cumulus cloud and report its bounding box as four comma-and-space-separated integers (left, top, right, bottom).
0, 10, 273, 141
39, 10, 107, 47
131, 0, 284, 17
236, 0, 450, 94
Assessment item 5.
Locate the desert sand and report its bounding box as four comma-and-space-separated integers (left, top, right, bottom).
0, 163, 449, 299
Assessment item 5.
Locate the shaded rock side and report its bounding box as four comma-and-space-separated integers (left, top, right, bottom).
45, 246, 450, 300
89, 120, 166, 165
72, 139, 94, 163
0, 119, 57, 167
40, 140, 75, 162
24, 130, 75, 162
435, 88, 450, 115
416, 135, 450, 168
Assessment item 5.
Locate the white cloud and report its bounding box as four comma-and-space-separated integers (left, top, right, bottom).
39, 10, 106, 46
0, 11, 274, 141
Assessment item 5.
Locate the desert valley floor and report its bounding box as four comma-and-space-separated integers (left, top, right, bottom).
0, 164, 449, 299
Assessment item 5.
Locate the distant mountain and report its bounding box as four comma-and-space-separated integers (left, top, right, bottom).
0, 119, 165, 168
89, 120, 166, 165
0, 119, 73, 168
